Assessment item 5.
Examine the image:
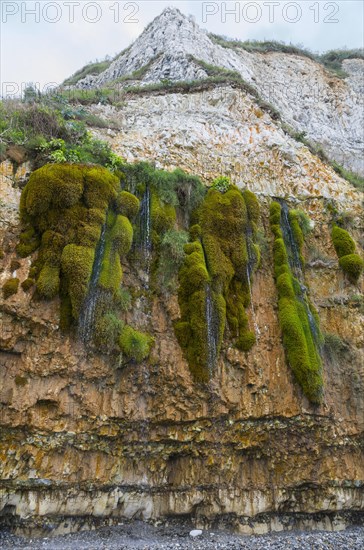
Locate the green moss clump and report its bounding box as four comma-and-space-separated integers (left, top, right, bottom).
189, 224, 201, 241
17, 163, 120, 328
176, 186, 261, 381
21, 278, 35, 291
94, 313, 123, 352
331, 225, 362, 283
242, 189, 260, 225
270, 201, 323, 404
37, 265, 60, 299
83, 166, 119, 210
331, 225, 356, 257
236, 330, 256, 352
119, 325, 153, 362
151, 191, 176, 235
2, 278, 19, 299
289, 210, 304, 250
115, 191, 140, 219
110, 215, 133, 257
61, 244, 95, 318
16, 227, 40, 258
339, 254, 364, 284
269, 201, 281, 226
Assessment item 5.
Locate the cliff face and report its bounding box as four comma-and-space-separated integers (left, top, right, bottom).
75, 7, 364, 177
0, 145, 363, 535
0, 7, 364, 537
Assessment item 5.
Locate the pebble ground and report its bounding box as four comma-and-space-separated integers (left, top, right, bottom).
1, 521, 363, 550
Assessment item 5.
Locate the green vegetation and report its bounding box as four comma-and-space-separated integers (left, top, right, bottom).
17, 163, 118, 316
209, 34, 363, 78
115, 191, 140, 219
21, 278, 35, 291
119, 325, 154, 362
63, 59, 112, 86
270, 201, 323, 404
2, 278, 19, 299
175, 183, 261, 382
0, 97, 124, 170
331, 225, 356, 257
339, 254, 364, 284
157, 229, 190, 292
323, 332, 348, 364
331, 225, 363, 283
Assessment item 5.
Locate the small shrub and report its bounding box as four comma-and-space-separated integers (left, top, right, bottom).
119, 325, 153, 362
211, 176, 231, 193
2, 278, 19, 299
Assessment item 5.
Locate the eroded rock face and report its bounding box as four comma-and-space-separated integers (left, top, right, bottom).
0, 146, 363, 533
76, 7, 364, 176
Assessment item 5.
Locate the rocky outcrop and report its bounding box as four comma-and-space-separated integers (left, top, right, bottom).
74, 7, 364, 176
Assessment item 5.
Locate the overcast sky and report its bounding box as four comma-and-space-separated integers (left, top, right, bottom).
1, 0, 363, 93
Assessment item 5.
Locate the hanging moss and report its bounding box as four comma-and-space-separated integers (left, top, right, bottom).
94, 313, 123, 352
119, 325, 153, 362
331, 225, 356, 257
242, 188, 260, 226
61, 244, 95, 318
115, 191, 140, 219
37, 265, 60, 299
2, 278, 19, 299
110, 215, 133, 257
176, 186, 261, 380
331, 225, 363, 283
16, 163, 120, 329
21, 278, 35, 291
270, 201, 323, 404
339, 254, 364, 284
151, 190, 176, 235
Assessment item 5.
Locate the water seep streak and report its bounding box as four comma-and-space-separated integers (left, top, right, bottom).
206, 284, 219, 377
278, 199, 321, 349
138, 185, 152, 288
78, 223, 107, 344
246, 225, 260, 336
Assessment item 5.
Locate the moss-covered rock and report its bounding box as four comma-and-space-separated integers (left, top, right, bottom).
331, 225, 356, 257
115, 191, 140, 219
37, 265, 60, 299
331, 225, 362, 283
119, 325, 153, 362
2, 278, 19, 299
269, 201, 323, 404
21, 278, 35, 291
176, 186, 261, 381
339, 254, 364, 284
61, 244, 95, 318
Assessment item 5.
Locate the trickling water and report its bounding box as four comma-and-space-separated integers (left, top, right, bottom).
279, 200, 303, 278
78, 224, 107, 344
206, 284, 219, 377
245, 225, 260, 336
138, 185, 152, 288
278, 199, 320, 348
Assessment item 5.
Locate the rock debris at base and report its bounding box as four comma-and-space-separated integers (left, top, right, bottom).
1, 523, 363, 550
